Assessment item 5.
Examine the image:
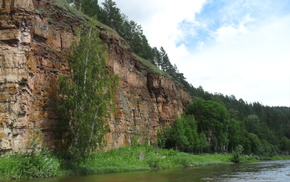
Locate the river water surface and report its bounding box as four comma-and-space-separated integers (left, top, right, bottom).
15, 160, 290, 182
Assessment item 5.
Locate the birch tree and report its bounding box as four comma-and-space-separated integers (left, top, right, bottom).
57, 23, 118, 160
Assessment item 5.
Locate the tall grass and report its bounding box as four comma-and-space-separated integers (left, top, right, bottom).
61, 145, 233, 176
0, 152, 61, 180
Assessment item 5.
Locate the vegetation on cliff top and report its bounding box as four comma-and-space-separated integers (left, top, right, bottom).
60, 0, 188, 88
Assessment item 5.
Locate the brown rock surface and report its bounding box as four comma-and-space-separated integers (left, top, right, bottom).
0, 0, 191, 153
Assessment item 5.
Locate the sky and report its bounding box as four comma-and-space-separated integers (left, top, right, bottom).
99, 0, 290, 107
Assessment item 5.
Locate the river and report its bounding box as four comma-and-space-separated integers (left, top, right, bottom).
14, 160, 290, 182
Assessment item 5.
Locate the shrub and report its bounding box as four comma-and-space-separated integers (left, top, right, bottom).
0, 129, 61, 180
146, 156, 161, 169
0, 152, 60, 179
231, 145, 244, 163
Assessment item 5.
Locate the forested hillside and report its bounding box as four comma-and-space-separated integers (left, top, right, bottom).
64, 0, 290, 156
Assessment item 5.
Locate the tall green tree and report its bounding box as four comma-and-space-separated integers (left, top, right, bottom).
159, 47, 170, 72
227, 118, 244, 152
185, 98, 230, 152
158, 115, 208, 153
172, 117, 189, 151
280, 137, 290, 154
57, 23, 118, 159
63, 0, 99, 17
152, 47, 162, 68
82, 0, 99, 17
99, 0, 124, 31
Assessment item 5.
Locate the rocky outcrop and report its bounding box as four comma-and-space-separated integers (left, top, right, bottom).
0, 0, 191, 153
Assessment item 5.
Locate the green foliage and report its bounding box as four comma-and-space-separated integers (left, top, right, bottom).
0, 130, 61, 180
61, 145, 233, 175
189, 86, 290, 155
280, 137, 290, 154
0, 152, 60, 180
96, 1, 189, 88
245, 115, 278, 145
63, 0, 99, 14
227, 118, 247, 153
159, 97, 286, 157
146, 155, 161, 169
231, 145, 244, 163
81, 0, 100, 17
247, 132, 262, 155
198, 133, 209, 153
98, 0, 123, 31
26, 129, 43, 155
57, 23, 118, 160
98, 0, 154, 61
1, 145, 288, 180
60, 0, 189, 88
157, 126, 174, 149
18, 152, 60, 179
185, 98, 230, 152
58, 0, 290, 158
172, 117, 190, 151
134, 54, 169, 77
162, 149, 178, 156
158, 116, 208, 153
50, 0, 87, 30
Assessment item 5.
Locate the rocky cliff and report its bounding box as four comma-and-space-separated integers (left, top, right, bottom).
0, 0, 191, 153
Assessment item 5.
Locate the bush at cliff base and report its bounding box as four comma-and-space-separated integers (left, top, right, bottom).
0, 151, 61, 179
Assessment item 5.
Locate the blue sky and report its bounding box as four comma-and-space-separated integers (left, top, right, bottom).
177, 0, 290, 50
99, 0, 290, 107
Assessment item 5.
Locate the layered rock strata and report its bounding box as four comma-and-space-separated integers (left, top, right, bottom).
0, 0, 191, 152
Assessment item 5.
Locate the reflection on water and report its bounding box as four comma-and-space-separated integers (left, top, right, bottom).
12, 160, 290, 182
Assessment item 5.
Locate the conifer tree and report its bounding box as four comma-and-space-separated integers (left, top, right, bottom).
82, 0, 99, 17
64, 0, 99, 17
100, 0, 124, 31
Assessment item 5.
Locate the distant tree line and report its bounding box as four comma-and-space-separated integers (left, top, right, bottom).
159, 87, 290, 156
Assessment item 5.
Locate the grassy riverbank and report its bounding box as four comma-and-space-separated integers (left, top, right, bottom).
1, 146, 290, 180
62, 146, 232, 176
0, 151, 61, 179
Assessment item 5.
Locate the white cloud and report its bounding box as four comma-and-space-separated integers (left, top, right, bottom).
178, 15, 290, 106
99, 0, 290, 106
213, 14, 254, 43
99, 0, 206, 61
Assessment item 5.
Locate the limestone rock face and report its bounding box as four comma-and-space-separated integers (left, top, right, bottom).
0, 0, 191, 153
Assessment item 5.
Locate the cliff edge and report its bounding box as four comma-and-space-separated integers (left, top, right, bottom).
0, 0, 191, 152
